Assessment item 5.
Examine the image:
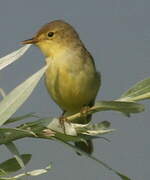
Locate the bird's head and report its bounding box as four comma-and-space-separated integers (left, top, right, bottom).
22, 20, 80, 57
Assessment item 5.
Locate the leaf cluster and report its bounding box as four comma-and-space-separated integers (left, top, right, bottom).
0, 46, 150, 180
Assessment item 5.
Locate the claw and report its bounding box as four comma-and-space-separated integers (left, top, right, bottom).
80, 106, 90, 117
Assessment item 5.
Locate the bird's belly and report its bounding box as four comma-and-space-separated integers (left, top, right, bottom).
45, 61, 99, 112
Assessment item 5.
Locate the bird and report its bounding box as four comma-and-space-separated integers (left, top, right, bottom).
22, 20, 101, 154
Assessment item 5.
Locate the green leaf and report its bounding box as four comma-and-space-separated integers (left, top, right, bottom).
57, 139, 132, 180
0, 128, 35, 145
18, 117, 99, 142
40, 118, 114, 141
0, 169, 7, 177
95, 101, 144, 115
73, 121, 115, 136
5, 142, 25, 169
83, 122, 115, 135
0, 65, 47, 126
54, 132, 84, 142
119, 78, 150, 102
0, 164, 51, 179
0, 178, 16, 180
0, 45, 31, 71
94, 121, 111, 128
4, 113, 36, 125
24, 164, 51, 176
116, 172, 131, 180
75, 121, 111, 131
0, 88, 6, 98
0, 154, 31, 176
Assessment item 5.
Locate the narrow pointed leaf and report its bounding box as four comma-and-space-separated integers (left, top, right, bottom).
25, 164, 51, 176
116, 172, 131, 180
1, 164, 51, 179
57, 139, 132, 180
0, 178, 16, 180
73, 121, 115, 135
5, 142, 25, 169
0, 154, 31, 175
0, 128, 35, 145
0, 65, 47, 126
119, 78, 150, 102
0, 177, 16, 180
0, 169, 7, 177
0, 88, 6, 98
0, 45, 31, 71
4, 113, 36, 125
95, 101, 144, 115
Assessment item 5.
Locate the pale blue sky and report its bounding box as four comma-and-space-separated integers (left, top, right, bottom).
0, 0, 150, 180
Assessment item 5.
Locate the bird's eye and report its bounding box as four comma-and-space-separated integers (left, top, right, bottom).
47, 32, 54, 37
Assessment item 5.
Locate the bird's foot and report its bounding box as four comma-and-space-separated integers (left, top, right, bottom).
80, 106, 90, 117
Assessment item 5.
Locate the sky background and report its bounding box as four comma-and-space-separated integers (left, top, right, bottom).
0, 0, 150, 180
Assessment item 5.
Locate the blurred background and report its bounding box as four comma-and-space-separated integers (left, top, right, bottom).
0, 0, 150, 179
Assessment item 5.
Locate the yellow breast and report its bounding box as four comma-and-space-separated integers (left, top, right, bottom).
45, 54, 100, 113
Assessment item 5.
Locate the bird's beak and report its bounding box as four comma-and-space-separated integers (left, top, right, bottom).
21, 37, 38, 45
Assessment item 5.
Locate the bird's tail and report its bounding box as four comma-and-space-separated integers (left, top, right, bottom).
74, 113, 93, 155
75, 139, 93, 155
63, 105, 94, 155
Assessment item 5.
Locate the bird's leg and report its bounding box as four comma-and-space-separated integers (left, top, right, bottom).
59, 116, 67, 133
79, 106, 91, 124
80, 106, 90, 117
59, 110, 70, 134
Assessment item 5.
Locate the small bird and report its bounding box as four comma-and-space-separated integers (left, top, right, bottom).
22, 20, 101, 154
